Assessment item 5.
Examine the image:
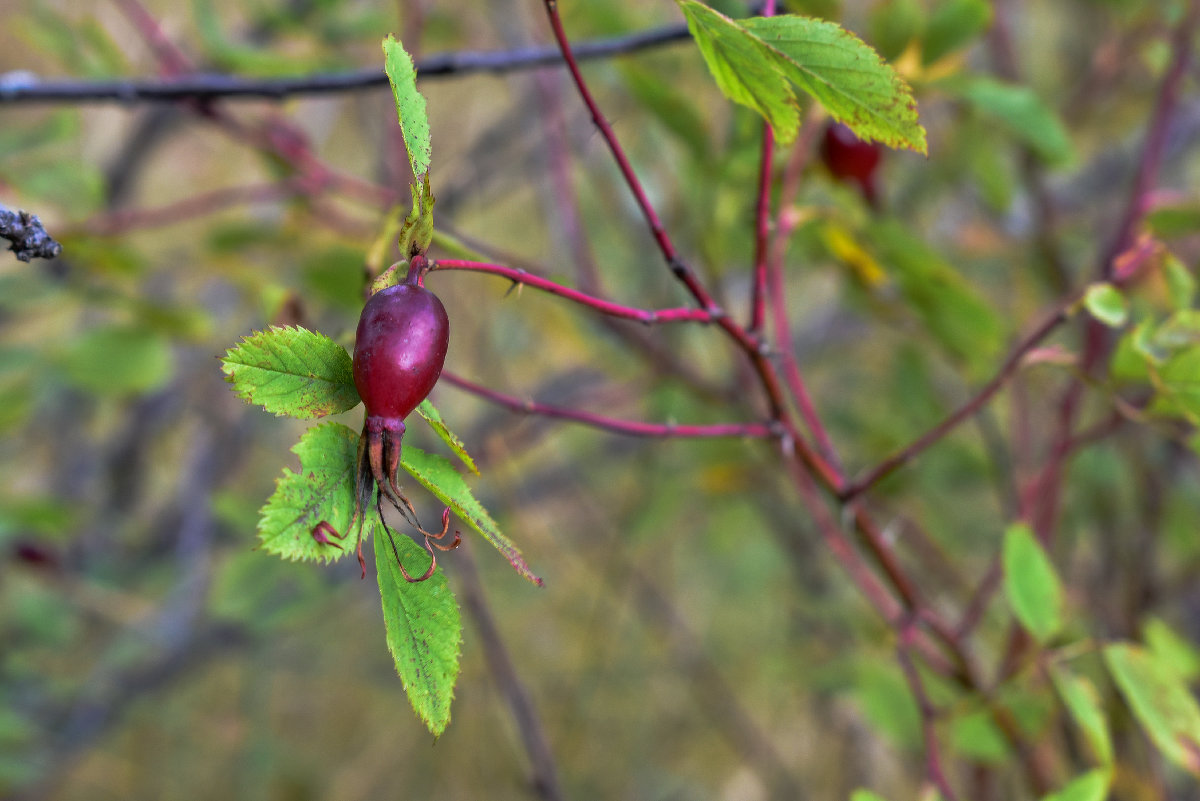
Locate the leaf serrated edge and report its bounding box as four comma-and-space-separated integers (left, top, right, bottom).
376, 531, 461, 736
219, 326, 359, 419
741, 16, 926, 153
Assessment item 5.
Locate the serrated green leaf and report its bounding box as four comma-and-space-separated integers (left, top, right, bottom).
416, 400, 479, 475
383, 35, 432, 180
257, 423, 362, 564
1083, 283, 1129, 328
678, 1, 800, 142
949, 76, 1074, 166
1051, 666, 1114, 765
221, 326, 359, 419
1105, 642, 1200, 776
1039, 769, 1112, 801
401, 446, 542, 586
375, 524, 461, 737
922, 0, 992, 65
1002, 522, 1064, 644
741, 15, 926, 153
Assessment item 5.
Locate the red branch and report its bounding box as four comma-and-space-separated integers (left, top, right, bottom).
431, 259, 714, 324
840, 301, 1074, 501
440, 372, 772, 439
541, 1, 717, 314
748, 0, 777, 333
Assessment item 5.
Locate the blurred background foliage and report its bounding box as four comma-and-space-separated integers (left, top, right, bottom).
2, 0, 1200, 799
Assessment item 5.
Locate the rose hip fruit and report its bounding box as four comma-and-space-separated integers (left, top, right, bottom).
353, 279, 449, 504
820, 122, 883, 209
353, 282, 449, 422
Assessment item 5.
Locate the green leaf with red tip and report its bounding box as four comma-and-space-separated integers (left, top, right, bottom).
257, 422, 363, 564
382, 35, 431, 180
221, 326, 359, 419
375, 524, 462, 737
416, 400, 479, 475
401, 446, 542, 586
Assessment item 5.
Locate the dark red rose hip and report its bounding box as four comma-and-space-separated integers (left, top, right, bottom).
322, 273, 458, 583
820, 122, 883, 209
353, 282, 449, 421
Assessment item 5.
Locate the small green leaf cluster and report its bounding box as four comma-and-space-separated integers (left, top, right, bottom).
220, 320, 540, 734
215, 34, 547, 737
991, 519, 1200, 794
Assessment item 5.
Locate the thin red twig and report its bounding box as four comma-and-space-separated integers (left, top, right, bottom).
766, 107, 844, 472
431, 258, 714, 324
897, 619, 960, 801
541, 1, 716, 313
840, 301, 1075, 501
1030, 1, 1199, 543
748, 0, 777, 334
441, 371, 773, 440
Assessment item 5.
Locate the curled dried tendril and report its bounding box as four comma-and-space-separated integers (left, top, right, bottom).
308, 425, 460, 582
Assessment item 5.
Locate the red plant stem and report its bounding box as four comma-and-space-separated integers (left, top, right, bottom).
112, 0, 192, 77
748, 0, 778, 329
440, 371, 773, 439
840, 300, 1075, 501
780, 450, 962, 680
748, 0, 777, 334
541, 1, 716, 313
750, 126, 774, 333
539, 1, 964, 660
897, 619, 960, 801
431, 259, 714, 324
767, 109, 844, 471
1100, 3, 1197, 280
1030, 3, 1198, 544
